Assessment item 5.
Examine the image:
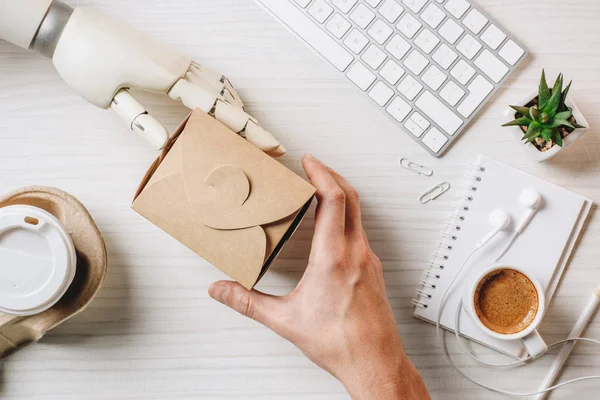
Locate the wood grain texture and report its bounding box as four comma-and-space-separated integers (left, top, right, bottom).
0, 0, 599, 398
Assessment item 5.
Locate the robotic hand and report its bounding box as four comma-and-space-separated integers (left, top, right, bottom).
0, 0, 285, 155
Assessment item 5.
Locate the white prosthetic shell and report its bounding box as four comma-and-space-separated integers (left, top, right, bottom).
53, 7, 191, 110
0, 0, 53, 49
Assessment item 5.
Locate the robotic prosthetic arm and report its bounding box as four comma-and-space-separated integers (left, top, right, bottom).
0, 0, 285, 154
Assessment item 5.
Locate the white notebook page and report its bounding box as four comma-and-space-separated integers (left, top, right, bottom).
413, 155, 592, 358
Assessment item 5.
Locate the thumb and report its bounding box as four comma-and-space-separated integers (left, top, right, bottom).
209, 281, 286, 330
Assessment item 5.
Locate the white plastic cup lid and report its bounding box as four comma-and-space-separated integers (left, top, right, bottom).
0, 205, 76, 316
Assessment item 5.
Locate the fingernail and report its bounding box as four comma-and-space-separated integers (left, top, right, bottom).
305, 153, 322, 163
209, 283, 228, 304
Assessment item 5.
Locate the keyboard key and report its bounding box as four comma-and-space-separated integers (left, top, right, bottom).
438, 19, 464, 44
444, 0, 470, 19
326, 14, 352, 38
402, 0, 428, 13
366, 0, 384, 6
403, 50, 429, 74
475, 49, 509, 83
432, 44, 458, 69
398, 75, 423, 100
386, 96, 412, 122
462, 9, 488, 34
385, 34, 411, 59
420, 3, 445, 29
294, 0, 312, 7
414, 28, 440, 54
368, 19, 394, 44
456, 34, 482, 60
499, 40, 525, 65
404, 119, 424, 137
350, 4, 376, 29
421, 65, 447, 90
422, 128, 448, 153
344, 29, 369, 53
309, 1, 334, 23
481, 24, 506, 50
379, 0, 405, 23
332, 0, 358, 13
380, 60, 405, 85
415, 91, 463, 135
362, 44, 387, 69
397, 13, 422, 39
411, 112, 430, 130
439, 81, 465, 106
256, 1, 354, 72
457, 75, 493, 117
451, 60, 476, 84
369, 81, 395, 106
347, 62, 376, 90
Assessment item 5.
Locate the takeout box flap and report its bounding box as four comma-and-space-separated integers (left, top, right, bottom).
178, 112, 316, 230
132, 110, 316, 289
133, 172, 268, 288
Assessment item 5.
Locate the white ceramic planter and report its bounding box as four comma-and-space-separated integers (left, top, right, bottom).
505, 90, 589, 162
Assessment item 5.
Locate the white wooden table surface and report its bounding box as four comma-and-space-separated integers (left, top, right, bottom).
1, 0, 599, 399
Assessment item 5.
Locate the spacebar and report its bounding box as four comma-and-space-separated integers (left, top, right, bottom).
256, 0, 354, 71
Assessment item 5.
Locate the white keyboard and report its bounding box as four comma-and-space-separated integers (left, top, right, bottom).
254, 0, 527, 157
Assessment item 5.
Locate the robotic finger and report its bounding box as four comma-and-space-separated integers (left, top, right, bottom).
169, 78, 286, 155
110, 89, 169, 150
184, 63, 244, 109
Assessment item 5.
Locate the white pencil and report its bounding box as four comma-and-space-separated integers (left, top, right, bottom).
535, 286, 600, 400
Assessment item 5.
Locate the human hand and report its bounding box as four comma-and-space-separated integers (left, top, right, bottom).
209, 154, 430, 400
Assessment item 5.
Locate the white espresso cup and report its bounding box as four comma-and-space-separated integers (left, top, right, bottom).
464, 264, 548, 358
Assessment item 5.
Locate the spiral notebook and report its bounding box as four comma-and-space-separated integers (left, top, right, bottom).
413, 155, 592, 358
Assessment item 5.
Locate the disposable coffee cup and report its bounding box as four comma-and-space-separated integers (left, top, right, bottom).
464, 264, 548, 358
0, 205, 77, 316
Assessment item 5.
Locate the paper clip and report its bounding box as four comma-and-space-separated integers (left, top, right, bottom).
420, 182, 450, 204
400, 158, 433, 177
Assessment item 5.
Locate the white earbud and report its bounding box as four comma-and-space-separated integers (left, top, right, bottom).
515, 188, 542, 234
476, 209, 511, 249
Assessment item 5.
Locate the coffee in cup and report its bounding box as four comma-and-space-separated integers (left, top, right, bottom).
466, 264, 548, 358
474, 269, 539, 335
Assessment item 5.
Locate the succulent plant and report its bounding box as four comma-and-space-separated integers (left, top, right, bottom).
503, 70, 586, 147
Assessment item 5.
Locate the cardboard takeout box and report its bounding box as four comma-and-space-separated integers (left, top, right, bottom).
132, 110, 316, 289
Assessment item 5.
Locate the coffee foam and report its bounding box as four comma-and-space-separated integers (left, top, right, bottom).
474, 269, 539, 335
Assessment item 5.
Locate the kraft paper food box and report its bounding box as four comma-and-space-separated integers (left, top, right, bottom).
132, 110, 316, 289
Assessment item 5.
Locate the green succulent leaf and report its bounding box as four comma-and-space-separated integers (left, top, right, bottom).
550, 119, 575, 129
559, 80, 572, 112
538, 69, 551, 109
523, 123, 542, 142
529, 107, 540, 122
509, 105, 531, 116
541, 128, 553, 141
542, 73, 563, 115
524, 133, 542, 143
554, 110, 573, 120
503, 116, 532, 127
554, 131, 564, 147
572, 122, 587, 129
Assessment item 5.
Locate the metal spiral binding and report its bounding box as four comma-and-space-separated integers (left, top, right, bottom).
412, 160, 487, 310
